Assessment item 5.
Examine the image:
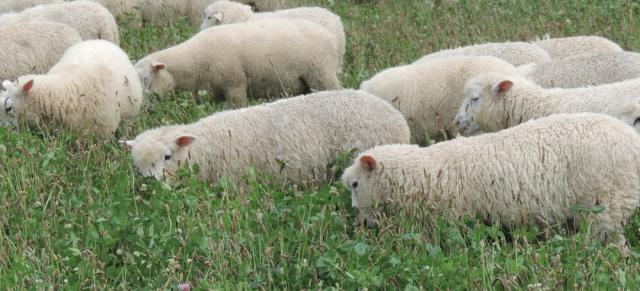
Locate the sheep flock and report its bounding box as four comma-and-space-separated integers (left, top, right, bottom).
2, 0, 640, 287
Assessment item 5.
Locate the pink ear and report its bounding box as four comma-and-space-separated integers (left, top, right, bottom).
497, 80, 513, 95
22, 79, 34, 93
213, 12, 223, 22
151, 62, 166, 72
360, 155, 377, 172
119, 140, 134, 151
176, 136, 195, 148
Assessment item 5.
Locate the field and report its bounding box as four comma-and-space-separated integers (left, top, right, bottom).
2, 0, 640, 289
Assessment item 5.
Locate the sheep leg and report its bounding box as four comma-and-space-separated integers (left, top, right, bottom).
225, 86, 248, 108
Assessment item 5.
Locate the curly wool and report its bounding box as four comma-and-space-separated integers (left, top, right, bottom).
415, 42, 551, 66
342, 113, 640, 245
533, 35, 622, 59
124, 90, 410, 185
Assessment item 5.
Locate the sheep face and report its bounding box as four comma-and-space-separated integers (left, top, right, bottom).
200, 5, 224, 30
341, 155, 386, 228
616, 99, 640, 133
0, 79, 36, 126
456, 74, 513, 135
200, 1, 252, 30
135, 59, 175, 98
122, 129, 195, 182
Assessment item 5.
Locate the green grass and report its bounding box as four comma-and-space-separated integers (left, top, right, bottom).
2, 0, 640, 289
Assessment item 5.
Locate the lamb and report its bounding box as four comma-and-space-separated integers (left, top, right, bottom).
0, 40, 143, 137
518, 51, 640, 88
200, 1, 345, 73
455, 73, 640, 135
533, 35, 622, 59
342, 113, 640, 246
135, 18, 341, 108
360, 56, 519, 143
0, 0, 62, 13
0, 1, 120, 44
415, 42, 551, 66
121, 90, 410, 185
0, 21, 82, 81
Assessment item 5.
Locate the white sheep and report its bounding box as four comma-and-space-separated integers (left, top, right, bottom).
360, 56, 519, 143
224, 0, 285, 11
0, 21, 82, 81
415, 42, 551, 66
0, 40, 143, 137
121, 90, 410, 185
200, 1, 345, 73
0, 1, 120, 44
342, 113, 640, 246
455, 73, 640, 135
533, 35, 622, 59
518, 51, 640, 88
135, 18, 341, 108
0, 0, 62, 13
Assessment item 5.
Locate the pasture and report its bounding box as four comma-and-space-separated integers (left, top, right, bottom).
1, 0, 640, 289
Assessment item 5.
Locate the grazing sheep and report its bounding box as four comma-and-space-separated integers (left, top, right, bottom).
121, 90, 410, 185
0, 40, 143, 137
415, 42, 551, 66
360, 56, 519, 143
0, 0, 62, 13
200, 1, 345, 73
533, 35, 622, 59
0, 1, 120, 44
0, 21, 82, 81
135, 18, 341, 108
454, 74, 640, 135
518, 51, 640, 88
342, 113, 640, 246
228, 0, 285, 11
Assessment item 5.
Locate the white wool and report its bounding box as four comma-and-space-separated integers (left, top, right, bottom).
342, 113, 640, 245
518, 51, 640, 88
360, 56, 519, 143
200, 1, 345, 73
0, 40, 142, 138
0, 1, 119, 44
0, 21, 81, 82
455, 73, 640, 135
123, 90, 410, 185
135, 18, 341, 108
415, 42, 551, 66
533, 35, 622, 59
0, 0, 62, 13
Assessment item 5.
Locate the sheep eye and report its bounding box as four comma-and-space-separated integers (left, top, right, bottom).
207, 16, 212, 20
5, 106, 12, 114
471, 95, 480, 101
634, 117, 640, 127
352, 181, 358, 189
164, 153, 172, 161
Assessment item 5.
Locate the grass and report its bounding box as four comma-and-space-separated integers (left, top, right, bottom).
1, 0, 640, 289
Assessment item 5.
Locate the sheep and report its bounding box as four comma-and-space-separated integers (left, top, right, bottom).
342, 113, 640, 246
226, 0, 285, 11
360, 56, 519, 143
518, 51, 640, 88
455, 73, 640, 136
121, 90, 411, 185
0, 40, 143, 137
0, 1, 120, 44
135, 18, 341, 108
0, 0, 62, 13
533, 35, 623, 59
200, 1, 345, 73
415, 42, 551, 66
0, 21, 82, 81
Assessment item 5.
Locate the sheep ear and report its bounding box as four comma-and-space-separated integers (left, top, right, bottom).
119, 140, 135, 151
151, 62, 166, 72
176, 135, 195, 148
213, 12, 223, 22
359, 155, 377, 172
491, 80, 513, 97
21, 79, 34, 94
